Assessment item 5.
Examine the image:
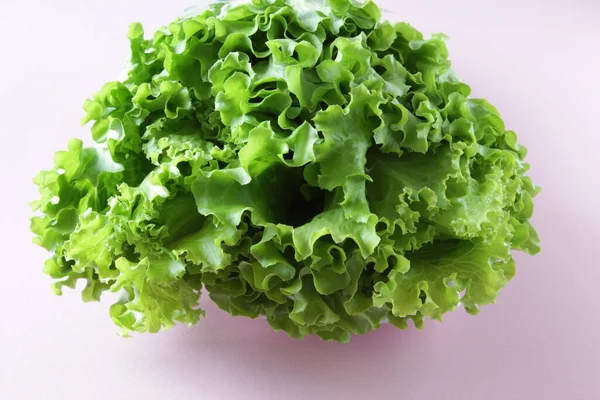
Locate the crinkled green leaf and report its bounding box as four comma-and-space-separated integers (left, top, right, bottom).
64, 210, 119, 280
374, 226, 515, 319
293, 208, 380, 259
110, 257, 202, 335
173, 217, 243, 272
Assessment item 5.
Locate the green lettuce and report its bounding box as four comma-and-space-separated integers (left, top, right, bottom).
31, 0, 539, 342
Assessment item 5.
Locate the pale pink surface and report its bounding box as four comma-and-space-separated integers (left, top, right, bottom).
1, 0, 599, 399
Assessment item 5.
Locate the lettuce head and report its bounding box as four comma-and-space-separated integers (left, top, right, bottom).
31, 0, 540, 342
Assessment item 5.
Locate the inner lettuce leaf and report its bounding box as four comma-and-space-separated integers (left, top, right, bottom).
31, 0, 540, 342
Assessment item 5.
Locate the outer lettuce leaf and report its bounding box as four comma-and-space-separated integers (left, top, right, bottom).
110, 257, 203, 335
31, 0, 540, 341
373, 226, 515, 319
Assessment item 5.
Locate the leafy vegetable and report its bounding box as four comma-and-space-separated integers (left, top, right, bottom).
31, 0, 540, 342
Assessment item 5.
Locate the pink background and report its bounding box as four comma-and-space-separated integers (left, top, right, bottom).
1, 0, 599, 399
